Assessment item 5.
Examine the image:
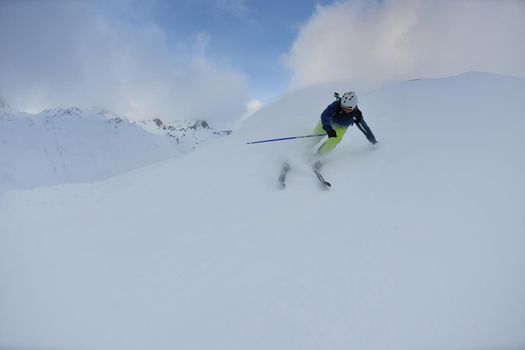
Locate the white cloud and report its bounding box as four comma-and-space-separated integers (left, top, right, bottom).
0, 1, 249, 126
235, 99, 263, 125
285, 0, 525, 89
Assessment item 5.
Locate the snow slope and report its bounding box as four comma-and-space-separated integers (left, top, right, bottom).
0, 106, 228, 191
1, 72, 524, 350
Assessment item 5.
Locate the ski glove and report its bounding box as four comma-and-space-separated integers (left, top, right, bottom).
325, 128, 337, 138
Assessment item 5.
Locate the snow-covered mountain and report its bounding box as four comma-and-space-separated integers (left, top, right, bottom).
0, 99, 19, 119
1, 72, 524, 350
0, 104, 230, 191
134, 118, 232, 151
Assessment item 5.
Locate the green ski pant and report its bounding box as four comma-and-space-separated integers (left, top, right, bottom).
313, 121, 348, 155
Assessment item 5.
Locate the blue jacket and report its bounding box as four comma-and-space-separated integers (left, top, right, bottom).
320, 100, 377, 143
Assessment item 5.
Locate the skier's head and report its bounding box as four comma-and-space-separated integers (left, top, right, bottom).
340, 91, 357, 111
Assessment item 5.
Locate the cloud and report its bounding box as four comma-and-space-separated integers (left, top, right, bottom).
0, 1, 249, 126
285, 0, 525, 89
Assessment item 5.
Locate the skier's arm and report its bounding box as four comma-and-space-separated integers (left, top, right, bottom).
320, 102, 337, 132
354, 110, 377, 144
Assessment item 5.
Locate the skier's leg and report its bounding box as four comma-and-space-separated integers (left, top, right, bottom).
278, 162, 291, 187
313, 121, 325, 135
309, 122, 325, 147
317, 125, 348, 156
308, 122, 327, 162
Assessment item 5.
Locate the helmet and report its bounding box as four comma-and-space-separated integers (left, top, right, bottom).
340, 91, 358, 109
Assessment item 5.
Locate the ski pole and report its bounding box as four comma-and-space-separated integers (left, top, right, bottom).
246, 133, 325, 145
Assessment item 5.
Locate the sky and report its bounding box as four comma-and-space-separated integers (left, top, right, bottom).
0, 0, 524, 126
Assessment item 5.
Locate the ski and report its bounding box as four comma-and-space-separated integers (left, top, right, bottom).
278, 161, 331, 188
278, 162, 290, 188
313, 169, 331, 187
312, 160, 331, 187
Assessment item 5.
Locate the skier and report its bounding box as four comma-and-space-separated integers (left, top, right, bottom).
279, 91, 378, 187
313, 91, 377, 158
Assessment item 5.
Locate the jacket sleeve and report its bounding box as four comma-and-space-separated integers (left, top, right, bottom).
320, 102, 337, 131
354, 109, 377, 144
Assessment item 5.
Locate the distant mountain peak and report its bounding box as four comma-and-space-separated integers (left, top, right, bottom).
0, 98, 13, 111
96, 108, 128, 121
42, 106, 84, 117
0, 99, 17, 118
134, 118, 232, 146
152, 118, 163, 127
